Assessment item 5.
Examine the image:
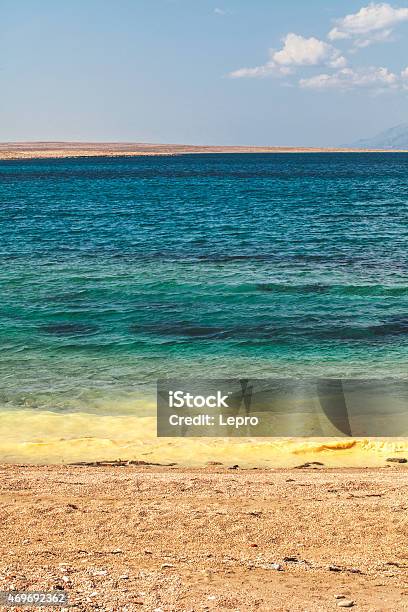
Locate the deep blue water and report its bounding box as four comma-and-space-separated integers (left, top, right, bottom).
1, 153, 408, 413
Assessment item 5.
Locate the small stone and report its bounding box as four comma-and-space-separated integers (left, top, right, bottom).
269, 563, 282, 571
385, 561, 401, 567
386, 457, 407, 463
229, 465, 239, 470
161, 563, 174, 569
337, 600, 354, 608
119, 574, 129, 580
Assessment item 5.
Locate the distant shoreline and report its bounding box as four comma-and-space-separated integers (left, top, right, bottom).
1, 141, 407, 160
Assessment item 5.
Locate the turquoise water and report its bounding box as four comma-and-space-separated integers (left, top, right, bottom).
1, 153, 408, 416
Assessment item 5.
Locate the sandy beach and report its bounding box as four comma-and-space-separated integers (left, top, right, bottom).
4, 0, 408, 609
1, 464, 407, 611
0, 142, 403, 160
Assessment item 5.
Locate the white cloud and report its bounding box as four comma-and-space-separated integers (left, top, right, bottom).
228, 50, 291, 78
274, 33, 346, 68
401, 66, 408, 88
228, 4, 408, 93
300, 66, 399, 90
214, 8, 227, 15
331, 55, 349, 69
229, 33, 346, 78
328, 3, 408, 47
229, 64, 282, 79
352, 28, 393, 48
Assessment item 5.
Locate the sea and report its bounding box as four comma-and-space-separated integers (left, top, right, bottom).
1, 153, 408, 465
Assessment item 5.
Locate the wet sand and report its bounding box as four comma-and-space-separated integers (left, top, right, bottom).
1, 464, 407, 611
0, 142, 402, 160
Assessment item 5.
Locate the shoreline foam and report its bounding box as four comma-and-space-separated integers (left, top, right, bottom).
1, 409, 407, 466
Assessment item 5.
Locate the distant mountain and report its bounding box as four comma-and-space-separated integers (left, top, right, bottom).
351, 123, 408, 149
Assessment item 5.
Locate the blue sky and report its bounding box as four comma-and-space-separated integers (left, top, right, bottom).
2, 1, 408, 145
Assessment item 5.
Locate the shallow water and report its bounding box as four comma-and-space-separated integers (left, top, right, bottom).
1, 153, 408, 463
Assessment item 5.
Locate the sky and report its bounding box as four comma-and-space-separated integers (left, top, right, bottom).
2, 0, 408, 146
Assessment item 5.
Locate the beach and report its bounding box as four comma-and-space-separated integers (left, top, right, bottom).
1, 409, 408, 466
3, 0, 408, 608
1, 464, 407, 611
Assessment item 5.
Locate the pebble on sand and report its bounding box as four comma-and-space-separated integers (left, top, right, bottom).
268, 563, 282, 571
337, 600, 354, 608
